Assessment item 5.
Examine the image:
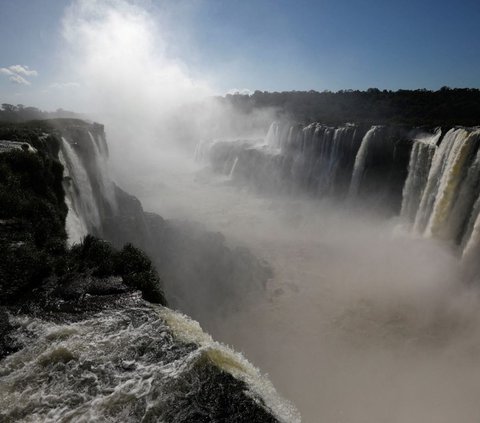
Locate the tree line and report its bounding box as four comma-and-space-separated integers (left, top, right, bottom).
3, 87, 480, 127
217, 87, 480, 127
0, 103, 82, 122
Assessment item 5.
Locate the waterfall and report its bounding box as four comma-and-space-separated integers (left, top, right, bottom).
310, 126, 336, 193
88, 132, 117, 211
321, 126, 353, 193
58, 150, 88, 245
60, 137, 101, 234
229, 156, 239, 179
425, 129, 476, 238
412, 128, 479, 239
265, 121, 280, 148
194, 139, 203, 161
348, 126, 381, 197
205, 120, 480, 258
0, 306, 300, 423
400, 129, 441, 222
444, 130, 480, 242
462, 200, 480, 267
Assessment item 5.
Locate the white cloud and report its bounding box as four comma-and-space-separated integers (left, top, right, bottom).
226, 88, 253, 95
0, 68, 14, 76
8, 74, 31, 85
49, 81, 81, 89
8, 65, 38, 77
60, 0, 211, 136
0, 64, 38, 85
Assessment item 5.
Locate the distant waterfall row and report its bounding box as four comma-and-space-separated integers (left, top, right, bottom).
266, 121, 480, 253
208, 121, 480, 254
59, 128, 117, 245
401, 127, 480, 256
209, 121, 410, 208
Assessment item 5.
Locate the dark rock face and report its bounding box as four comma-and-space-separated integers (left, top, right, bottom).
1, 305, 285, 422
209, 123, 414, 214
160, 361, 279, 423
0, 139, 67, 303
0, 120, 287, 422
353, 126, 413, 212
0, 121, 167, 311
103, 187, 273, 322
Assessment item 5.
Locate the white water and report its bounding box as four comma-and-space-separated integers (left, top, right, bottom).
400, 130, 440, 222
228, 156, 239, 179
51, 120, 480, 422
60, 137, 101, 233
410, 128, 480, 248
0, 303, 299, 422
265, 121, 280, 148
58, 149, 88, 245
348, 126, 381, 197
88, 131, 117, 211
115, 150, 480, 423
424, 129, 476, 238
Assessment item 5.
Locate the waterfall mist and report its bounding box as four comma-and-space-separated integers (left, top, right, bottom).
59, 0, 277, 176
53, 1, 480, 422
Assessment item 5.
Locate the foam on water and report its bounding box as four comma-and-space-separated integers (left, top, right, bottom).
0, 305, 299, 423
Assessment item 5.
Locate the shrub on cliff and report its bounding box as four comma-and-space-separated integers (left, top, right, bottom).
0, 241, 53, 302
0, 129, 165, 307
0, 149, 67, 246
66, 236, 166, 305
115, 244, 166, 304
68, 235, 116, 277
0, 146, 67, 303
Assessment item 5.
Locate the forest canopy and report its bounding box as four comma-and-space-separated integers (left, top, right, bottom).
217, 87, 480, 127
2, 87, 479, 127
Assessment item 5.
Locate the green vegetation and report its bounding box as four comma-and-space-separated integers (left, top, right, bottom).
0, 103, 81, 122
219, 87, 480, 127
0, 143, 68, 302
67, 235, 166, 304
0, 149, 67, 244
0, 124, 165, 306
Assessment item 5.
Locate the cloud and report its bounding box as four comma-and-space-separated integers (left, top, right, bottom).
8, 74, 31, 85
60, 0, 212, 139
8, 65, 38, 77
0, 64, 38, 85
49, 81, 81, 89
226, 88, 253, 95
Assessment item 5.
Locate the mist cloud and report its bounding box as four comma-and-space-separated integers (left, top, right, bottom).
61, 0, 211, 117
49, 81, 81, 89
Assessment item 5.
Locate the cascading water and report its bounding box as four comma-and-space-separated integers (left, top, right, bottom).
88, 131, 117, 211
425, 129, 477, 238
58, 149, 88, 245
219, 121, 364, 198
316, 125, 357, 195
413, 129, 466, 234
207, 121, 480, 255
444, 131, 480, 243
229, 156, 239, 179
400, 129, 441, 222
0, 303, 299, 422
265, 122, 280, 149
348, 126, 382, 197
462, 200, 480, 271
410, 128, 480, 244
60, 137, 101, 240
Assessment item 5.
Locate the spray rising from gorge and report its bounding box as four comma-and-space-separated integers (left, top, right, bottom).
3, 1, 480, 422
57, 3, 480, 421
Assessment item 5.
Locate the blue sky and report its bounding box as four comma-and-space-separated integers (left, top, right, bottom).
1, 0, 479, 110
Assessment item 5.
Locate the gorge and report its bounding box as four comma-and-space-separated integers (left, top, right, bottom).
0, 119, 298, 422
1, 98, 480, 423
